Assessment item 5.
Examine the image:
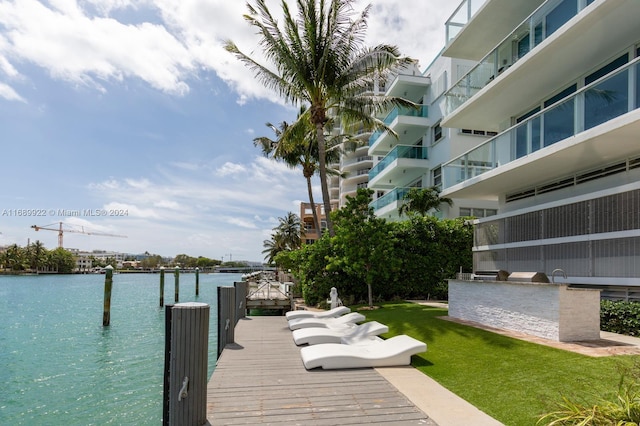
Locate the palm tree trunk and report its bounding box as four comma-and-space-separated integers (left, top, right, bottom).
305, 176, 322, 237
316, 122, 335, 237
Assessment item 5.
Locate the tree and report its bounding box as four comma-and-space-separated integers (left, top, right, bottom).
262, 212, 303, 264
329, 188, 398, 308
26, 240, 47, 272
254, 106, 324, 234
226, 0, 414, 236
398, 186, 453, 217
47, 248, 76, 273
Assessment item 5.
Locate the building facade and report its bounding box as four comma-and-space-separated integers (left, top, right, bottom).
438, 0, 640, 298
366, 44, 498, 221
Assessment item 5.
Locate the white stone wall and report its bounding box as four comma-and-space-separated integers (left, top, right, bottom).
448, 280, 600, 342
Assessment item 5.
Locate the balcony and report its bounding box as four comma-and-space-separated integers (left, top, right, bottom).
368, 145, 428, 189
442, 0, 639, 131
444, 0, 544, 61
441, 57, 640, 199
369, 105, 429, 155
385, 74, 431, 101
369, 187, 412, 213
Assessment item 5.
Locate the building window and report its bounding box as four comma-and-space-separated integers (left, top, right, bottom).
460, 207, 497, 218
433, 123, 443, 143
432, 166, 442, 190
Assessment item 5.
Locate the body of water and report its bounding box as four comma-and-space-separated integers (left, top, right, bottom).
0, 272, 243, 425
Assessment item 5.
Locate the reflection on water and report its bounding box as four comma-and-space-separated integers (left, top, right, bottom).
0, 272, 241, 425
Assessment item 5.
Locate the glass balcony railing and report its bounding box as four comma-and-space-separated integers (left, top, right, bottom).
368, 105, 428, 146
445, 0, 487, 43
369, 187, 412, 212
369, 145, 428, 181
446, 0, 594, 115
442, 57, 640, 190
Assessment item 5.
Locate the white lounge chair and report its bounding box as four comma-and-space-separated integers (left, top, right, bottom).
300, 334, 427, 370
292, 321, 389, 346
285, 306, 350, 321
288, 312, 365, 331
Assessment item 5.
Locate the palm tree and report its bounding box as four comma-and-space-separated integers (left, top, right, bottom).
398, 186, 454, 217
26, 240, 47, 272
254, 106, 347, 236
276, 212, 302, 250
226, 0, 414, 236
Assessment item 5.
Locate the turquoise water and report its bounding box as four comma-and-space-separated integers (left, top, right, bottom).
0, 272, 243, 425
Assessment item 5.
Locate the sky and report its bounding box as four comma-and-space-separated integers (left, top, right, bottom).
0, 0, 457, 262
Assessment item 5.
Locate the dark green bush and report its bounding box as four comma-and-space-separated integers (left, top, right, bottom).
601, 300, 640, 336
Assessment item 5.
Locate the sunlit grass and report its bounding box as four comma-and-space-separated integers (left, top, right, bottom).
361, 302, 640, 426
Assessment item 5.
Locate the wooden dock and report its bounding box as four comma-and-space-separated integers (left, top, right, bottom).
206, 316, 436, 425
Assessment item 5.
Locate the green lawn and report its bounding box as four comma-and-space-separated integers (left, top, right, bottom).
361, 302, 640, 426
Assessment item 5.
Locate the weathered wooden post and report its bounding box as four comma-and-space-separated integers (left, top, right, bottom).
159, 266, 165, 307
195, 267, 200, 296
174, 266, 180, 303
102, 265, 114, 326
163, 302, 210, 426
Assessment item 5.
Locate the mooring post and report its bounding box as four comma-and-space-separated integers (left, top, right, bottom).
163, 302, 210, 426
195, 267, 200, 296
159, 266, 165, 307
174, 266, 180, 303
102, 265, 114, 326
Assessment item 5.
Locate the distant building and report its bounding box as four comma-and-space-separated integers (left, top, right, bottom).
300, 201, 338, 245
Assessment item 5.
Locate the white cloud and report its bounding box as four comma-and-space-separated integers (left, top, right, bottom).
0, 0, 455, 103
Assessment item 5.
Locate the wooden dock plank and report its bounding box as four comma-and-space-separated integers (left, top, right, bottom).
207, 316, 437, 425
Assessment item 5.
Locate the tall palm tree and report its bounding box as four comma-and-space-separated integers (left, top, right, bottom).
254, 106, 347, 236
398, 186, 454, 217
226, 0, 414, 236
262, 212, 302, 264
254, 106, 322, 234
276, 212, 303, 250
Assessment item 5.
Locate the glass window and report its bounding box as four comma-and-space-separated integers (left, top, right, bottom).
517, 33, 530, 59
459, 207, 471, 217
545, 0, 577, 37
543, 99, 574, 147
433, 123, 443, 142
432, 166, 442, 189
544, 84, 577, 108
585, 54, 628, 85
515, 107, 540, 159
585, 70, 629, 130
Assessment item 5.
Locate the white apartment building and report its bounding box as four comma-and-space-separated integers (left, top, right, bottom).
366, 47, 498, 221
438, 0, 640, 298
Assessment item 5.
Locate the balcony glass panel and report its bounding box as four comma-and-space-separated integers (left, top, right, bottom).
369, 105, 428, 146
585, 70, 629, 130
442, 59, 640, 190
445, 0, 488, 43
369, 187, 411, 211
369, 145, 428, 181
445, 0, 588, 115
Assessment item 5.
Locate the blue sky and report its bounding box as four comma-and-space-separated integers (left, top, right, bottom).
0, 0, 454, 262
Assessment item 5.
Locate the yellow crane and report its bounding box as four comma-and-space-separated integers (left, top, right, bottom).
31, 222, 127, 248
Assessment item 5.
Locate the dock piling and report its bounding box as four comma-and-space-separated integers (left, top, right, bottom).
195, 267, 199, 296
159, 266, 165, 307
102, 265, 114, 326
174, 266, 179, 303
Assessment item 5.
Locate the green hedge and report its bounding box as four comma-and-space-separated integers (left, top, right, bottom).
601, 300, 640, 336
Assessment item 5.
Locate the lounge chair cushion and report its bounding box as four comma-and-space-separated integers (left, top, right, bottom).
288, 312, 365, 331
292, 321, 389, 346
285, 306, 350, 321
300, 335, 427, 370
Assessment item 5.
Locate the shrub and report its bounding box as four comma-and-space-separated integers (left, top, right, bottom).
601, 300, 640, 336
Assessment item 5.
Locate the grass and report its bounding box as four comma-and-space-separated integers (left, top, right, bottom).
361, 302, 640, 426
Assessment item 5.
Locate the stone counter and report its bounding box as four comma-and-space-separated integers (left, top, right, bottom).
448, 280, 601, 342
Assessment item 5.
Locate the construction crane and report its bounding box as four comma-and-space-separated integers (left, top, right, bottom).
31, 222, 127, 248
